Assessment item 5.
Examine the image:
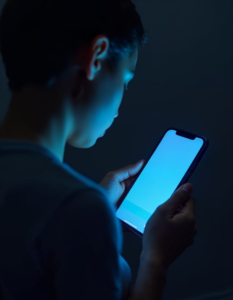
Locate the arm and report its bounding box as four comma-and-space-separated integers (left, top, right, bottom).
41, 188, 125, 300
128, 253, 167, 300
119, 255, 132, 300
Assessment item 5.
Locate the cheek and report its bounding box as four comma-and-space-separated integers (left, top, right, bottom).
113, 84, 124, 108
101, 85, 123, 116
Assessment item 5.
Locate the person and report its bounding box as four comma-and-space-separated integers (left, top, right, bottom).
0, 0, 197, 299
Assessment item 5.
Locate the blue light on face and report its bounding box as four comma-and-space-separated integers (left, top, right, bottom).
116, 130, 204, 234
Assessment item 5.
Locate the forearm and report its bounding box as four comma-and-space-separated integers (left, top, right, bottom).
128, 255, 168, 300
120, 255, 133, 300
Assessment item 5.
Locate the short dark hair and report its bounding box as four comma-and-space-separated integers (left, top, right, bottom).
0, 0, 148, 93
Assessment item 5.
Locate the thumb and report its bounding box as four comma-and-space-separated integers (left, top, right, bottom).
130, 160, 145, 176
162, 183, 194, 214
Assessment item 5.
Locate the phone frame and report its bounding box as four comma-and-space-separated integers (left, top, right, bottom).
117, 127, 209, 238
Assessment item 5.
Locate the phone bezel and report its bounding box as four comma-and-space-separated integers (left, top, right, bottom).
117, 127, 209, 238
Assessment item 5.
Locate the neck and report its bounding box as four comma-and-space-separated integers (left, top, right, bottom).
0, 94, 67, 162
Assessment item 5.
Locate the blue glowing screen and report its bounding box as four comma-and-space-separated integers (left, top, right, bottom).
116, 129, 204, 234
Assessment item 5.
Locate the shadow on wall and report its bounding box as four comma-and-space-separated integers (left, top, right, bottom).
185, 288, 233, 300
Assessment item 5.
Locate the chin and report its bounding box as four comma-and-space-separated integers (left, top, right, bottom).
67, 138, 97, 149
82, 142, 96, 149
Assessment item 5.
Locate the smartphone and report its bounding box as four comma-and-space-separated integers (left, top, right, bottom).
116, 128, 209, 237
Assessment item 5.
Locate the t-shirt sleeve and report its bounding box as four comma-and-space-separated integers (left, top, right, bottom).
40, 188, 124, 300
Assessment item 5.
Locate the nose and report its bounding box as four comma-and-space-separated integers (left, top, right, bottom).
115, 112, 119, 118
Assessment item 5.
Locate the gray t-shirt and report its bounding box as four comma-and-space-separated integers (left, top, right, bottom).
0, 141, 130, 299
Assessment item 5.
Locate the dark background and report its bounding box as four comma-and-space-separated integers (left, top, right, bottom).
0, 0, 233, 299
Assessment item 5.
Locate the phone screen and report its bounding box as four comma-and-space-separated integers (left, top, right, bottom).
116, 129, 205, 235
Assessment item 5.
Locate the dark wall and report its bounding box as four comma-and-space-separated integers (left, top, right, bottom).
0, 1, 233, 299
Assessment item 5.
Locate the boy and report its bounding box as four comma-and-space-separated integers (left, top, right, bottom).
0, 0, 197, 299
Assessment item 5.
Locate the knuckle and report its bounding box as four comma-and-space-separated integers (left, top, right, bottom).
156, 204, 165, 214
155, 204, 161, 212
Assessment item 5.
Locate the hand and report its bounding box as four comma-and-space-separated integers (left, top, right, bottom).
141, 183, 197, 271
99, 160, 145, 232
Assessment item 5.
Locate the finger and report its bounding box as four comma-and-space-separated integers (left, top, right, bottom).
180, 195, 196, 217
165, 183, 194, 212
124, 175, 137, 190
112, 160, 145, 182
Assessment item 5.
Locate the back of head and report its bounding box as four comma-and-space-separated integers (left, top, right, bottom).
0, 0, 148, 94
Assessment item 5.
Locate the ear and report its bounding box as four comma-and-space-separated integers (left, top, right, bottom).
86, 35, 110, 80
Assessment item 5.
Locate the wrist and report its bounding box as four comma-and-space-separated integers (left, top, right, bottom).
129, 251, 168, 300
140, 251, 169, 277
